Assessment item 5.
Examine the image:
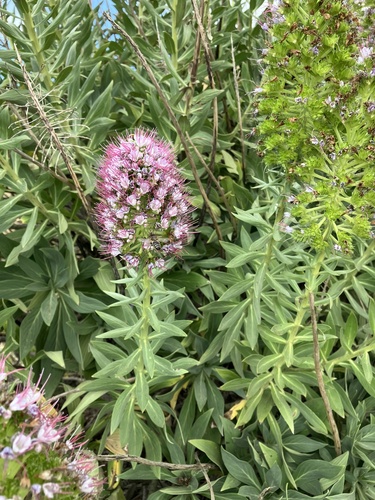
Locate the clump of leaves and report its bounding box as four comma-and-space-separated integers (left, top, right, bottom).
255, 0, 375, 252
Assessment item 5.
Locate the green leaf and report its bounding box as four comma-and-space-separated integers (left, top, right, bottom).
41, 290, 58, 326
19, 308, 44, 359
188, 439, 224, 470
135, 371, 149, 412
0, 194, 23, 218
146, 398, 166, 428
20, 207, 38, 248
0, 135, 30, 150
369, 298, 375, 335
270, 384, 294, 433
44, 351, 66, 369
294, 460, 342, 496
165, 271, 209, 292
0, 305, 18, 326
340, 312, 357, 351
85, 81, 113, 126
119, 402, 144, 456
218, 298, 251, 331
193, 372, 207, 411
285, 393, 328, 435
221, 448, 261, 490
283, 435, 327, 454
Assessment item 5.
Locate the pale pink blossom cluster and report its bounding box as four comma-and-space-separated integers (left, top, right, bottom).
0, 355, 103, 499
96, 129, 193, 270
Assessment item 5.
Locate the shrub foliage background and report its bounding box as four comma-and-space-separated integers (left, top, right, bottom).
1, 0, 375, 499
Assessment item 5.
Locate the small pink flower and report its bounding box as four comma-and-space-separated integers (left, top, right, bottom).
37, 423, 63, 444
12, 433, 33, 454
0, 354, 22, 383
42, 483, 61, 499
168, 206, 178, 217
149, 199, 162, 212
134, 214, 147, 226
9, 386, 41, 411
127, 194, 138, 206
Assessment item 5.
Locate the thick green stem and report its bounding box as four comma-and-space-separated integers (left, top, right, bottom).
282, 251, 326, 366
137, 266, 151, 377
309, 291, 341, 456
141, 267, 151, 347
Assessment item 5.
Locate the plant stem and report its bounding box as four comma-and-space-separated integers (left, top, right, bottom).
309, 291, 341, 456
141, 266, 151, 349
97, 454, 216, 470
137, 266, 152, 378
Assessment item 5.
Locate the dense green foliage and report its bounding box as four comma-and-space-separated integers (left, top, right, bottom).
1, 0, 375, 499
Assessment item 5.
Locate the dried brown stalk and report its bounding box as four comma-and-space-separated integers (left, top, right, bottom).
186, 132, 237, 235
230, 35, 246, 181
195, 451, 215, 500
98, 454, 216, 471
14, 45, 90, 214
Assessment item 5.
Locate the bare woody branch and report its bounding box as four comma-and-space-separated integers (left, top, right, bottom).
97, 454, 216, 471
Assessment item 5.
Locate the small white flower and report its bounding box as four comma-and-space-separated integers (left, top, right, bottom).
12, 433, 32, 455
42, 483, 61, 499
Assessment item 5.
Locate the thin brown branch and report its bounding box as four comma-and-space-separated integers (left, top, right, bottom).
230, 35, 246, 182
48, 388, 84, 403
187, 0, 204, 106
258, 487, 273, 500
195, 452, 215, 500
309, 292, 341, 456
14, 148, 74, 186
186, 132, 237, 235
98, 454, 216, 471
191, 0, 218, 173
14, 45, 90, 214
9, 103, 52, 164
190, 0, 220, 239
104, 12, 223, 244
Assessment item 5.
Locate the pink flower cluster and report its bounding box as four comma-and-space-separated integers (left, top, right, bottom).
96, 129, 193, 270
0, 355, 103, 499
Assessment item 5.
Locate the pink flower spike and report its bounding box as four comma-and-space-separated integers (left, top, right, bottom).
96, 128, 194, 269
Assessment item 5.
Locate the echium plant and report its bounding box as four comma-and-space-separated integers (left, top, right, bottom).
0, 355, 103, 500
92, 129, 194, 452
255, 0, 375, 252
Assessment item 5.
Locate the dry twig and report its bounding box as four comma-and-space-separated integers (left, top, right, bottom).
14, 45, 90, 214
186, 132, 237, 234
195, 451, 215, 500
98, 454, 216, 471
230, 35, 246, 181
